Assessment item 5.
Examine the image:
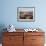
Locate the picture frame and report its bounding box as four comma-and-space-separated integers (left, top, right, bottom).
17, 7, 35, 22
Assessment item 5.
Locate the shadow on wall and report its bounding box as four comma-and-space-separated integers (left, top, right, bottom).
0, 24, 7, 43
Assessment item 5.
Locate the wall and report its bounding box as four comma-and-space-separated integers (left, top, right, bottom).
0, 0, 46, 43
0, 0, 46, 29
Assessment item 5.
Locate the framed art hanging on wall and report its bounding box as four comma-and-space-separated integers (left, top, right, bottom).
17, 7, 35, 22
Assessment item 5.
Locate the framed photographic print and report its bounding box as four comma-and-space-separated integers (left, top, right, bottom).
17, 7, 35, 22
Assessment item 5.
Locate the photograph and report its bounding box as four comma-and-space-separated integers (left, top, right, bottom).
17, 7, 35, 22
